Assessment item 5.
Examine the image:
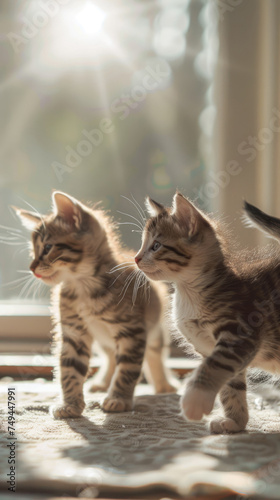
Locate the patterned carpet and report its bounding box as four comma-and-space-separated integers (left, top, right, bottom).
0, 379, 280, 498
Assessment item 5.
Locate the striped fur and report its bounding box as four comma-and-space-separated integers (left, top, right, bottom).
135, 193, 280, 433
16, 192, 176, 418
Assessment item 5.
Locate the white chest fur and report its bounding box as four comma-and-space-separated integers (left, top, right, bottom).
172, 288, 215, 357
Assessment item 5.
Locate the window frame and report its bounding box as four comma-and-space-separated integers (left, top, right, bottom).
0, 303, 51, 354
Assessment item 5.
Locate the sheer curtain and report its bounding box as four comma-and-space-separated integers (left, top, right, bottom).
212, 0, 280, 247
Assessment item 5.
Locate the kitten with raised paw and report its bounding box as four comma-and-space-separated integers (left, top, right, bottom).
15, 192, 176, 418
135, 192, 280, 434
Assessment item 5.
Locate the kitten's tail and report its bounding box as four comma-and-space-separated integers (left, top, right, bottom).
243, 201, 280, 241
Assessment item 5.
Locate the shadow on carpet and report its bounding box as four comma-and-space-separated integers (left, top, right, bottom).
0, 381, 280, 498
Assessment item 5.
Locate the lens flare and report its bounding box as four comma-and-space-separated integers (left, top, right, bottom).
76, 2, 106, 36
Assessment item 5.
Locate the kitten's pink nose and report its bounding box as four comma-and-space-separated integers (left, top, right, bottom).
135, 256, 142, 265
30, 262, 41, 278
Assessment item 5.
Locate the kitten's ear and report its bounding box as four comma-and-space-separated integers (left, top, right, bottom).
171, 192, 205, 237
12, 207, 42, 230
52, 191, 87, 230
145, 197, 165, 217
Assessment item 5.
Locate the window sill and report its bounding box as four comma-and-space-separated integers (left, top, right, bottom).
0, 354, 199, 380
0, 303, 51, 353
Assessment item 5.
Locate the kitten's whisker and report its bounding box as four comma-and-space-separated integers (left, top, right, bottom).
138, 272, 147, 291
0, 239, 27, 246
31, 282, 39, 300
121, 195, 146, 225
27, 277, 37, 300
118, 222, 143, 231
9, 233, 28, 240
0, 234, 26, 242
131, 194, 147, 222
123, 268, 138, 288
34, 279, 48, 300
110, 261, 134, 270
108, 265, 135, 275
0, 227, 28, 241
117, 210, 144, 230
118, 269, 137, 304
119, 269, 137, 303
138, 271, 147, 289
0, 233, 28, 244
132, 269, 143, 305
38, 280, 48, 300
31, 277, 46, 300
15, 278, 31, 298
143, 273, 151, 303
109, 261, 135, 272
1, 275, 32, 288
0, 224, 23, 234
0, 236, 22, 241
13, 245, 31, 259
122, 268, 137, 287
20, 274, 35, 294
18, 275, 36, 299
109, 267, 133, 287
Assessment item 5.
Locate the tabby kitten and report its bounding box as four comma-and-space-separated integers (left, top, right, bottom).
135, 192, 280, 434
16, 192, 175, 418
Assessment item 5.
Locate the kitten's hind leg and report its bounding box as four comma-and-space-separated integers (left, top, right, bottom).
143, 327, 178, 393
88, 344, 116, 392
210, 370, 248, 434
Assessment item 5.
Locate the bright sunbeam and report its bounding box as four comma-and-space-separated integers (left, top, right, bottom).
7, 0, 153, 82
76, 2, 107, 36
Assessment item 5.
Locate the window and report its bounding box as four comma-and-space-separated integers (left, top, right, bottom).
0, 0, 218, 357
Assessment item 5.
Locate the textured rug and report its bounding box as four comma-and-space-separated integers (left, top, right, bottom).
0, 379, 280, 498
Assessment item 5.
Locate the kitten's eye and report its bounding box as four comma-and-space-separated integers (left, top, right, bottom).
151, 241, 161, 252
43, 244, 53, 255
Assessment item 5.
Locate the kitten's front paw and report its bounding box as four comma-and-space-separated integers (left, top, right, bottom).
51, 401, 85, 419
210, 417, 245, 434
102, 397, 133, 413
181, 386, 216, 421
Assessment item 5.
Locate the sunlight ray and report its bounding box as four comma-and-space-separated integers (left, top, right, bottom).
94, 67, 125, 186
